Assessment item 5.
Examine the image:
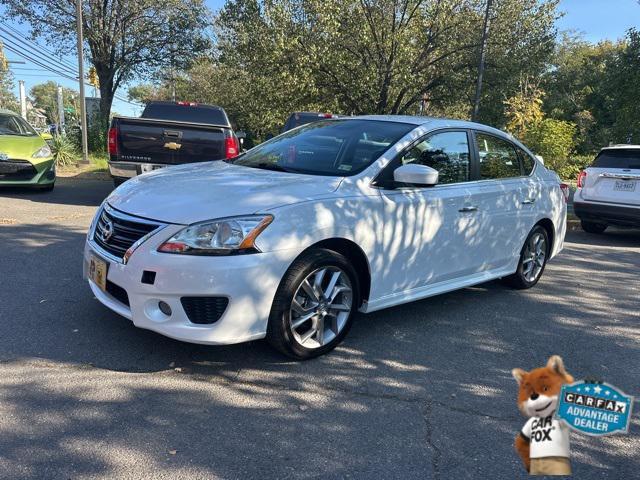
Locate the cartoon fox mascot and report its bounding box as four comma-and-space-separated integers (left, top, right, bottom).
512, 355, 574, 475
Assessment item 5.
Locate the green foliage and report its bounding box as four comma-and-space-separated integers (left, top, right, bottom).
51, 134, 78, 166
523, 118, 577, 174
205, 0, 559, 137
29, 81, 78, 124
554, 154, 592, 182
0, 42, 18, 112
1, 0, 211, 128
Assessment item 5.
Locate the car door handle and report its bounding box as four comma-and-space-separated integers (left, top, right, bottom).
458, 206, 478, 213
521, 199, 536, 205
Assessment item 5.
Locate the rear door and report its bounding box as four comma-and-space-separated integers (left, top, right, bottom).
471, 132, 536, 270
581, 149, 640, 206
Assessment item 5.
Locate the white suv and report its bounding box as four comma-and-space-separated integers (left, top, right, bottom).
574, 145, 640, 233
84, 117, 566, 359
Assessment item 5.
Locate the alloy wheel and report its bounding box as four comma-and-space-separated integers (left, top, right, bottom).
522, 232, 547, 283
289, 267, 353, 349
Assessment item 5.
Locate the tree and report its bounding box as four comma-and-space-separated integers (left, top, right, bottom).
212, 0, 558, 137
0, 41, 18, 112
1, 0, 211, 128
29, 81, 78, 124
607, 28, 640, 144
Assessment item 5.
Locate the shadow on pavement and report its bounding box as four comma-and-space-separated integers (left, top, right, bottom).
0, 217, 638, 478
0, 177, 113, 208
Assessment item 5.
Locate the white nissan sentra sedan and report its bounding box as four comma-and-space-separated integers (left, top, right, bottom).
84, 116, 567, 359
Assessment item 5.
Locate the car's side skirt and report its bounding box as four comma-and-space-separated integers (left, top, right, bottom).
361, 265, 517, 313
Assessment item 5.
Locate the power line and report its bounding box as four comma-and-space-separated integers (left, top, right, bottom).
0, 26, 78, 77
0, 22, 80, 75
1, 25, 142, 107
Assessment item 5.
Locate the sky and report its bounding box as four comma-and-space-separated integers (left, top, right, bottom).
2, 0, 639, 119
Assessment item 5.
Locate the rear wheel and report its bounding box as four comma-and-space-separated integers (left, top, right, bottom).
113, 178, 126, 187
581, 220, 607, 234
504, 225, 550, 290
266, 249, 359, 360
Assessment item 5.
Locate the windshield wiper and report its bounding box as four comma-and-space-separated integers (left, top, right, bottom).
252, 163, 294, 173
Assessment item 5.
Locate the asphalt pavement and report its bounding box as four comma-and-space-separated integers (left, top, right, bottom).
0, 177, 638, 479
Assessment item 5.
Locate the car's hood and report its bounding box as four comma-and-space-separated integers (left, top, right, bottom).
107, 161, 343, 224
0, 134, 48, 162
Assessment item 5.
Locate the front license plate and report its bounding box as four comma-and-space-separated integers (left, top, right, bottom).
88, 254, 108, 291
614, 180, 636, 192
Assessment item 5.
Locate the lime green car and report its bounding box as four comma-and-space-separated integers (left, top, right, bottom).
0, 109, 55, 191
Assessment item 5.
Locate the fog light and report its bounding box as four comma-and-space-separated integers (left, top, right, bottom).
158, 301, 172, 316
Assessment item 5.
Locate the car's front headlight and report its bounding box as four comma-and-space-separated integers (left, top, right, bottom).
158, 215, 273, 255
32, 145, 52, 158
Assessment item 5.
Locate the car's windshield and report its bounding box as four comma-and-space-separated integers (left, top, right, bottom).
0, 114, 38, 136
230, 119, 414, 176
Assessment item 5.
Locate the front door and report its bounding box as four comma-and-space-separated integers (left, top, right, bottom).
375, 130, 483, 293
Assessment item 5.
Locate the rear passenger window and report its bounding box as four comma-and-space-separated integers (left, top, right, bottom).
400, 131, 470, 184
592, 150, 640, 169
518, 148, 536, 175
476, 133, 522, 179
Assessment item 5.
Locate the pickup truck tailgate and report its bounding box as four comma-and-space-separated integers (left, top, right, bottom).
118, 119, 226, 165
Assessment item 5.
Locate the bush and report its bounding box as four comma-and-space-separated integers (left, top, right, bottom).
523, 118, 578, 178
553, 154, 594, 182
51, 134, 78, 167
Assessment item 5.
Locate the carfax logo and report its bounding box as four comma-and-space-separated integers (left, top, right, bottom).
556, 381, 633, 436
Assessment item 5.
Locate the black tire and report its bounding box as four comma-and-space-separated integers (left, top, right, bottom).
39, 182, 55, 192
266, 248, 360, 360
504, 225, 550, 290
581, 220, 607, 234
113, 178, 126, 187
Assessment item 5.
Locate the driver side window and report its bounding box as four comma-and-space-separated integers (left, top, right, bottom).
399, 131, 470, 184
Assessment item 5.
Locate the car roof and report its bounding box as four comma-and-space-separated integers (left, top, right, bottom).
601, 144, 640, 151
348, 114, 521, 142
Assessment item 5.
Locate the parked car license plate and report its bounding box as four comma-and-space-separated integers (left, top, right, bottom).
613, 180, 636, 192
88, 254, 108, 291
139, 164, 165, 173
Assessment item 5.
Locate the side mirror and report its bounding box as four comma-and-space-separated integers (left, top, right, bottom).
535, 155, 545, 165
393, 164, 439, 186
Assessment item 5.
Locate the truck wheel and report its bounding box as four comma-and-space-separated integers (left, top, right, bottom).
581, 221, 607, 234
113, 178, 126, 188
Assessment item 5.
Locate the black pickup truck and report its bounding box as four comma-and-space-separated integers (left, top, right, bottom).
107, 101, 239, 186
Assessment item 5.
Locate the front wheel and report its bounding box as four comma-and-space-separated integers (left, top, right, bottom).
266, 249, 359, 360
504, 225, 550, 290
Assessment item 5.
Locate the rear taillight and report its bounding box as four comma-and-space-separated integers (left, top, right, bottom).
225, 137, 239, 159
559, 183, 570, 203
107, 127, 118, 155
177, 101, 198, 106
577, 170, 587, 188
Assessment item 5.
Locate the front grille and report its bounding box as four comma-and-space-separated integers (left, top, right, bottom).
93, 207, 159, 260
106, 280, 130, 307
0, 160, 38, 181
181, 297, 229, 324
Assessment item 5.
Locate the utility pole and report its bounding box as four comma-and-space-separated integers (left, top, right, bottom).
75, 0, 89, 163
18, 80, 26, 120
472, 0, 493, 122
57, 85, 65, 135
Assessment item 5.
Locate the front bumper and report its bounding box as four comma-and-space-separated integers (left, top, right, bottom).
83, 224, 296, 345
574, 199, 640, 227
0, 158, 55, 186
